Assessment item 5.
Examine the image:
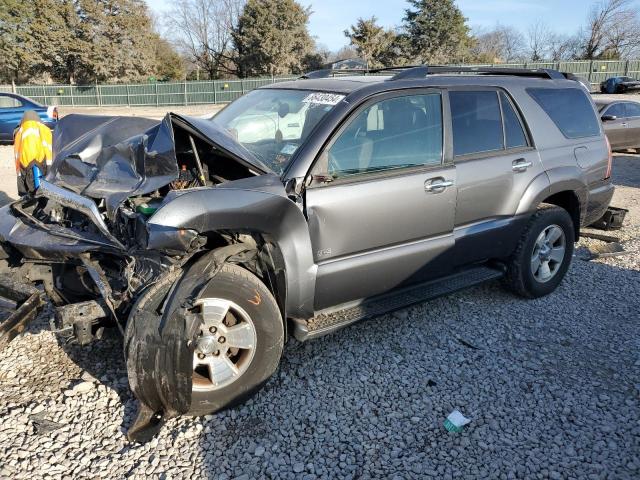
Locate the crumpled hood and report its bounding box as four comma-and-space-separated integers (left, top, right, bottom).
47, 113, 269, 219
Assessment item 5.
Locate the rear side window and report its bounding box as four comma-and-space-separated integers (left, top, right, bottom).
500, 92, 527, 149
0, 96, 22, 108
450, 91, 504, 156
527, 88, 600, 139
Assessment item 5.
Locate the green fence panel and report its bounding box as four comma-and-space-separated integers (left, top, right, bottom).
590, 60, 627, 83
626, 60, 640, 78
1, 64, 637, 108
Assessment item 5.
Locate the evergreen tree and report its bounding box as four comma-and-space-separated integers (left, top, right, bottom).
401, 0, 472, 64
344, 17, 397, 68
233, 0, 317, 77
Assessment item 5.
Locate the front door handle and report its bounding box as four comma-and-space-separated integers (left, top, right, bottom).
425, 178, 454, 193
512, 158, 533, 172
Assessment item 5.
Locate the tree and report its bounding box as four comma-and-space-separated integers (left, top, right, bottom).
470, 25, 525, 63
400, 0, 472, 64
344, 17, 397, 68
167, 0, 243, 79
153, 35, 186, 80
232, 0, 316, 77
526, 20, 552, 61
579, 0, 640, 59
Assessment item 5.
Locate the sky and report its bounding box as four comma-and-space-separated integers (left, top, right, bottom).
146, 0, 640, 51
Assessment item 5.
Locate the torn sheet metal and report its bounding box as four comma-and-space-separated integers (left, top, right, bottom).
48, 114, 177, 221
47, 113, 270, 222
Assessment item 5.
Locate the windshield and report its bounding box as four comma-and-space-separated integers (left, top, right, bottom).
211, 89, 344, 174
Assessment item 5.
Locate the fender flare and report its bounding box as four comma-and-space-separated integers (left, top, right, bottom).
147, 187, 317, 319
516, 168, 588, 222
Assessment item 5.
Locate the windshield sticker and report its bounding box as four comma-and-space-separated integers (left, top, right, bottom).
302, 93, 345, 106
280, 143, 298, 155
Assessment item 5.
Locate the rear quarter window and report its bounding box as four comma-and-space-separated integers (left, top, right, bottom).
527, 88, 600, 139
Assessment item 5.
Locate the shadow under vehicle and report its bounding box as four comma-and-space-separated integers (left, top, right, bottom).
0, 66, 615, 441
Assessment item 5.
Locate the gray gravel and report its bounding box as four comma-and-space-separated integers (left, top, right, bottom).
1, 154, 639, 479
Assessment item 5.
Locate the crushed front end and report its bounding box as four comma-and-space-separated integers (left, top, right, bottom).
0, 111, 271, 441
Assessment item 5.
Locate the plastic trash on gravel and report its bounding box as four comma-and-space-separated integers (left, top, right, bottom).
444, 409, 471, 432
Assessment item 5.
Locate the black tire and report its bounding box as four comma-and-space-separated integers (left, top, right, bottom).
187, 263, 284, 416
504, 205, 575, 298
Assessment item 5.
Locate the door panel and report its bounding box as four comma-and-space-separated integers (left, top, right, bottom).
448, 88, 541, 266
623, 102, 640, 147
306, 167, 456, 310
602, 103, 628, 149
305, 91, 456, 311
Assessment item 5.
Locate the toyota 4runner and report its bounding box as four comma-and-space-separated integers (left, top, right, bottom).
0, 66, 615, 441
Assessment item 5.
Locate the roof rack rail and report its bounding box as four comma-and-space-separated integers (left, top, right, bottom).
389, 65, 565, 81
299, 68, 369, 79
299, 65, 422, 79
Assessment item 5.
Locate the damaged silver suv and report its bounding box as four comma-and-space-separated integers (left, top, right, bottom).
0, 66, 615, 441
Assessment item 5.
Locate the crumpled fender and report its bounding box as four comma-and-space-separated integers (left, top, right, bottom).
147, 182, 316, 319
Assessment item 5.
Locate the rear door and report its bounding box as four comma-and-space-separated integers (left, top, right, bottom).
623, 102, 640, 148
0, 94, 25, 141
305, 90, 456, 311
601, 102, 628, 149
448, 88, 542, 265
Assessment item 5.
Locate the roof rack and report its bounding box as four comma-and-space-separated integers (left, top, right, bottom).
299, 65, 566, 81
299, 65, 422, 79
389, 65, 565, 81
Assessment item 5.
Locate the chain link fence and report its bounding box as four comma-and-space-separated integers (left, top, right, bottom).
1, 60, 639, 107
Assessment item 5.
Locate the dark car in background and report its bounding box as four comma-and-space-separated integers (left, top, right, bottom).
0, 93, 58, 142
600, 76, 640, 94
597, 98, 640, 152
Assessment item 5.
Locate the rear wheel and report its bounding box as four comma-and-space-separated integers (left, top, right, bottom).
504, 205, 575, 298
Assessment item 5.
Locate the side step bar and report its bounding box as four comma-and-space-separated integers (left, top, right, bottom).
0, 275, 45, 349
292, 265, 504, 341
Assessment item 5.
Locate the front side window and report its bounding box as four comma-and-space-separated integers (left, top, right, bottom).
212, 89, 344, 174
325, 94, 443, 178
624, 102, 640, 118
527, 87, 600, 139
605, 103, 626, 118
450, 91, 504, 156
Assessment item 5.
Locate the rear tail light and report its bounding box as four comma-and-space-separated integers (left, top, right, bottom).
604, 136, 613, 180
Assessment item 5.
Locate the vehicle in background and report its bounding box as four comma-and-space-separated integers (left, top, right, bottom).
563, 72, 592, 93
0, 93, 58, 143
0, 66, 614, 442
596, 98, 640, 152
600, 76, 640, 94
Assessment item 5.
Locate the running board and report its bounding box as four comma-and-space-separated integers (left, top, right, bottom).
292, 265, 504, 341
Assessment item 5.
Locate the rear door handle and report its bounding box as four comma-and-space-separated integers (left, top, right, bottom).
512, 158, 533, 172
425, 178, 454, 193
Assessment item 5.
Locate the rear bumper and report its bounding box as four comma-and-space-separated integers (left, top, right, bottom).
584, 182, 615, 226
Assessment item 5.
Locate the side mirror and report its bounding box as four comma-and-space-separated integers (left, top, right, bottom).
601, 114, 617, 122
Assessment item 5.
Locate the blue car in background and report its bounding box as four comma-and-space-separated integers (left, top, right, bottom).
0, 93, 58, 143
600, 76, 640, 94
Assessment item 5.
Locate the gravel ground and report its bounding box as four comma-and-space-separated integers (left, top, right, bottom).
0, 150, 638, 479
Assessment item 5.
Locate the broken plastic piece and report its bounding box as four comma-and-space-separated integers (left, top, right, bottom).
444, 409, 471, 432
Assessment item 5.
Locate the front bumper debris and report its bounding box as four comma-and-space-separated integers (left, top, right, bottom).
0, 275, 45, 349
